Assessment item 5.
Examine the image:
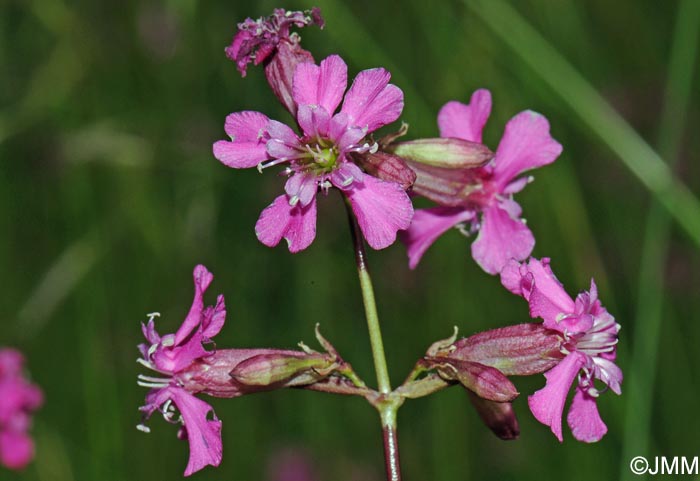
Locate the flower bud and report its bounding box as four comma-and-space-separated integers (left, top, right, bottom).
443, 323, 564, 376
389, 138, 493, 169
467, 392, 520, 440
425, 357, 518, 402
231, 351, 337, 387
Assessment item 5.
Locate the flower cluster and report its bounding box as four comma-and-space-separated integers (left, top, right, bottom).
0, 348, 43, 470
136, 6, 625, 477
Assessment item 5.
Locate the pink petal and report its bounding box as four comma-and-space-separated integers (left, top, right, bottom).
592, 358, 623, 395
341, 68, 403, 132
153, 329, 207, 374
500, 259, 527, 295
174, 265, 214, 345
213, 111, 270, 168
438, 89, 492, 143
0, 349, 24, 376
266, 120, 302, 159
0, 431, 34, 470
285, 173, 319, 208
292, 55, 348, 114
492, 110, 562, 190
566, 388, 607, 442
330, 162, 364, 190
471, 204, 535, 275
523, 258, 576, 328
297, 105, 331, 139
168, 388, 223, 476
528, 352, 586, 442
346, 176, 413, 250
255, 195, 317, 253
401, 206, 475, 269
201, 294, 226, 340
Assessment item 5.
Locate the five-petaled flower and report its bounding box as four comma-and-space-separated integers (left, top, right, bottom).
137, 265, 344, 476
0, 348, 43, 470
214, 54, 413, 252
137, 265, 226, 476
500, 257, 622, 442
401, 89, 562, 274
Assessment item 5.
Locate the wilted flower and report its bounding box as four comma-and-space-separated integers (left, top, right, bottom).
214, 54, 413, 252
0, 348, 43, 470
226, 8, 323, 75
501, 257, 622, 442
226, 8, 324, 115
401, 89, 562, 274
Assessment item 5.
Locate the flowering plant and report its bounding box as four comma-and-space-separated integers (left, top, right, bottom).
136, 7, 622, 479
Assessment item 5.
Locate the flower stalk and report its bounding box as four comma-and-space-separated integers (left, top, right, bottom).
344, 196, 402, 481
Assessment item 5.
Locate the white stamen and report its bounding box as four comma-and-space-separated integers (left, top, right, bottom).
136, 424, 151, 433
137, 381, 170, 388
136, 358, 155, 369
138, 374, 172, 383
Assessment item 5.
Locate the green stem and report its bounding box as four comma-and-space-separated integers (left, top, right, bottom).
344, 197, 401, 481
344, 198, 392, 395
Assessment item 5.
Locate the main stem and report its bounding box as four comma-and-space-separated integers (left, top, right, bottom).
344, 199, 402, 481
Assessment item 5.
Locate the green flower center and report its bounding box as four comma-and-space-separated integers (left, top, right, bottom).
302, 140, 339, 173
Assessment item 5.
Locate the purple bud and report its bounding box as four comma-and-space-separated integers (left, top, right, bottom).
425, 357, 518, 402
467, 392, 520, 440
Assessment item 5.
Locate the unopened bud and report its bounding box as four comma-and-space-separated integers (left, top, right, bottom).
426, 357, 518, 402
231, 351, 336, 387
467, 392, 520, 440
389, 138, 492, 169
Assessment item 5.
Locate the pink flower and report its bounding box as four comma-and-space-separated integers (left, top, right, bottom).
137, 265, 226, 476
137, 265, 344, 476
0, 348, 43, 471
500, 258, 622, 442
402, 89, 562, 274
214, 54, 413, 252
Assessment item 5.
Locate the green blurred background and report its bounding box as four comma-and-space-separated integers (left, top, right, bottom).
2, 0, 699, 480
